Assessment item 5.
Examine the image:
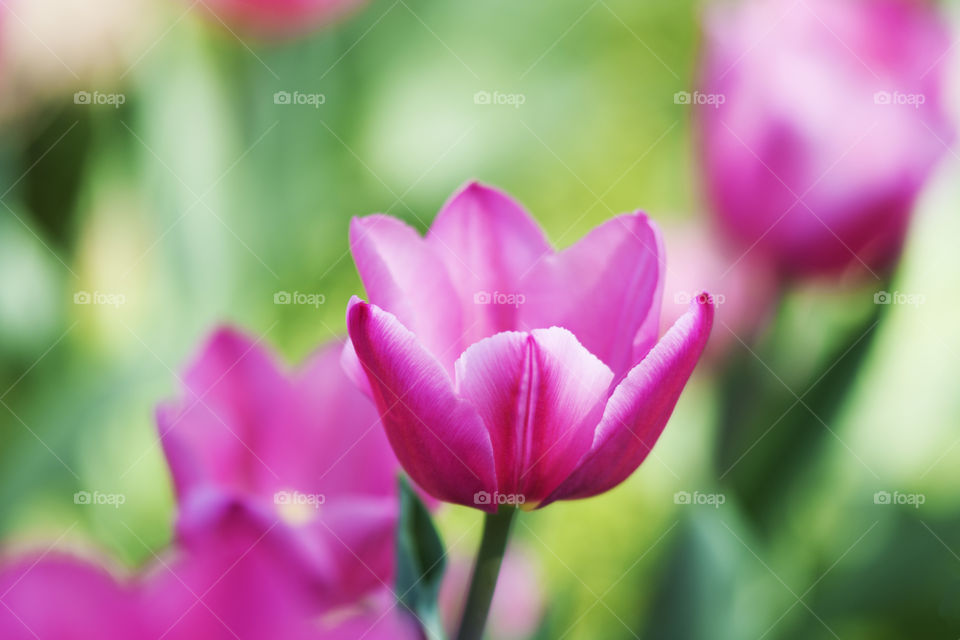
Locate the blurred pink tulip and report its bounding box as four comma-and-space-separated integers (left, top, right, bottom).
193, 0, 366, 37
158, 329, 401, 609
439, 544, 544, 640
145, 504, 419, 640
0, 555, 149, 639
0, 508, 418, 639
698, 0, 954, 279
346, 182, 714, 512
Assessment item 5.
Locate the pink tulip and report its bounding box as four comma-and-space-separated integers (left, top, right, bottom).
345, 182, 714, 512
0, 508, 418, 639
698, 0, 954, 278
193, 0, 366, 37
145, 499, 335, 640
157, 328, 401, 609
0, 555, 149, 638
144, 503, 419, 639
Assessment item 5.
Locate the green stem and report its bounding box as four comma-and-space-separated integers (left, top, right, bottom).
455, 507, 518, 640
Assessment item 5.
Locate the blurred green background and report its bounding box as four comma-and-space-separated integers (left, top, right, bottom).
1, 0, 959, 638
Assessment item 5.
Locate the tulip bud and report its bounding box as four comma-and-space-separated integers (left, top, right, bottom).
697, 0, 954, 279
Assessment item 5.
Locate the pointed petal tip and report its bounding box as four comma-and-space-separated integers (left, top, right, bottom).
439, 180, 532, 222
187, 325, 274, 378
346, 294, 366, 311
690, 290, 718, 323
456, 179, 497, 197
346, 296, 373, 334
199, 325, 255, 355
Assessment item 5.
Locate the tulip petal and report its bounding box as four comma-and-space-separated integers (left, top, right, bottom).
454, 327, 613, 506
159, 327, 290, 499
320, 592, 421, 640
161, 330, 396, 503
146, 498, 328, 640
521, 213, 665, 380
173, 487, 336, 596
340, 339, 373, 398
306, 497, 398, 608
162, 329, 407, 607
426, 182, 551, 344
0, 556, 146, 639
347, 298, 498, 510
545, 294, 714, 503
350, 214, 466, 372
281, 341, 397, 499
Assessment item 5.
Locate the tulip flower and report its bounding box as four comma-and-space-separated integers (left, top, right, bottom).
157, 328, 402, 610
146, 502, 419, 639
346, 182, 713, 640
345, 182, 714, 512
193, 0, 366, 38
0, 509, 418, 639
0, 555, 149, 638
698, 0, 954, 278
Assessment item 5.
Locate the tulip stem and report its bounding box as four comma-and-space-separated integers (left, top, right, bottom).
455, 506, 518, 640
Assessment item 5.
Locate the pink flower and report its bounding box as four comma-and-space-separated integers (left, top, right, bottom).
0, 555, 149, 638
698, 0, 954, 278
157, 328, 401, 609
345, 182, 714, 512
193, 0, 366, 38
0, 509, 418, 639
144, 504, 419, 639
